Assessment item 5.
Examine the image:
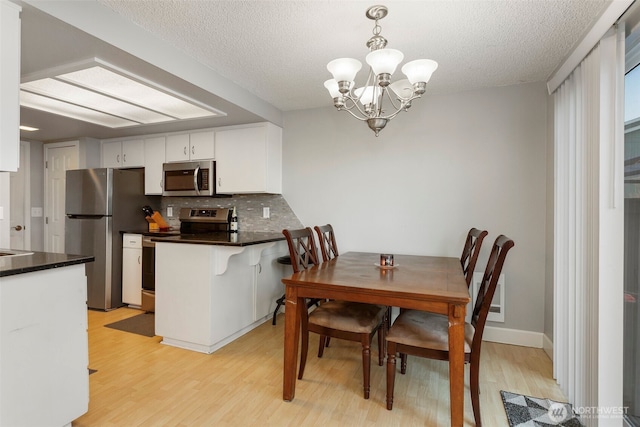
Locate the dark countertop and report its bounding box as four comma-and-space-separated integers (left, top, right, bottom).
0, 249, 94, 278
121, 228, 181, 237
149, 231, 285, 246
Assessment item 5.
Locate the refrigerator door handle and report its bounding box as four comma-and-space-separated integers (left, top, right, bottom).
67, 214, 105, 220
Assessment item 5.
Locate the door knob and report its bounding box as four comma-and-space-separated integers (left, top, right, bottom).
13, 225, 23, 231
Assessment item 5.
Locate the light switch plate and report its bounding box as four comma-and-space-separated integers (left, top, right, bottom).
167, 206, 173, 217
262, 207, 270, 219
31, 207, 43, 217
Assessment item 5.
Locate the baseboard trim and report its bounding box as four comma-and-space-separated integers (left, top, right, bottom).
542, 333, 553, 360
482, 326, 544, 348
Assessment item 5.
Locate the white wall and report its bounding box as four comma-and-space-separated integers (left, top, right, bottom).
283, 82, 548, 334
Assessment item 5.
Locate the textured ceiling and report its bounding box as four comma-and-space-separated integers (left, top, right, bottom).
98, 0, 610, 112
19, 0, 612, 142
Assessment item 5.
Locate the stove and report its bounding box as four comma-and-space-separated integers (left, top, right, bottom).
179, 207, 232, 234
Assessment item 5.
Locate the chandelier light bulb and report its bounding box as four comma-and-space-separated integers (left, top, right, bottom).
365, 48, 404, 76
324, 79, 342, 98
401, 59, 439, 85
327, 58, 362, 86
354, 86, 378, 107
389, 79, 414, 101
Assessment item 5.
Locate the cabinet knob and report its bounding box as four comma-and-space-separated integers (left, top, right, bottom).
184, 147, 187, 155
138, 256, 141, 265
117, 154, 120, 163
192, 146, 195, 155
123, 153, 127, 163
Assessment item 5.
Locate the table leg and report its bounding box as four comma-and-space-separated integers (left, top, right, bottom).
448, 303, 466, 427
283, 286, 300, 401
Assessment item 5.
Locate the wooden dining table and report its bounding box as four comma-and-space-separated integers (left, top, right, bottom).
281, 251, 470, 427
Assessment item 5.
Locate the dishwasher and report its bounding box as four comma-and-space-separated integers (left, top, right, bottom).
141, 236, 156, 312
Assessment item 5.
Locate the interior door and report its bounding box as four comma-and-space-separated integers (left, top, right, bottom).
9, 142, 29, 250
44, 143, 78, 253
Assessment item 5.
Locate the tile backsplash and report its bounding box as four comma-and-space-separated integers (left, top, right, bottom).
159, 194, 303, 233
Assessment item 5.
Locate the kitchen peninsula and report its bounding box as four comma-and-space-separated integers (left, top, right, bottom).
0, 250, 94, 427
152, 231, 288, 354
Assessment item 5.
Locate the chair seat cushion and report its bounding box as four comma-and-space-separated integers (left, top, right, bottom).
309, 300, 386, 333
386, 310, 474, 353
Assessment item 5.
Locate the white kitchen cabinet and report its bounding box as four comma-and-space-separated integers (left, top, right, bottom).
165, 130, 214, 162
155, 241, 286, 354
254, 241, 288, 321
0, 264, 89, 426
215, 123, 282, 194
102, 139, 144, 168
144, 136, 166, 195
190, 130, 215, 159
0, 1, 20, 172
122, 233, 142, 306
165, 134, 190, 162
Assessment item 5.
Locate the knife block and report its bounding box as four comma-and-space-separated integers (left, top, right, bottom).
145, 211, 169, 231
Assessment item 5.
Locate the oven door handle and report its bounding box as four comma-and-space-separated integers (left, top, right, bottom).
193, 166, 201, 196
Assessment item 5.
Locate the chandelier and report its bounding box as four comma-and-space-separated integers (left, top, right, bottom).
324, 5, 438, 136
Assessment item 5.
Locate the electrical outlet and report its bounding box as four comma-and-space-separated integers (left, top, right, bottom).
262, 207, 270, 219
167, 206, 173, 217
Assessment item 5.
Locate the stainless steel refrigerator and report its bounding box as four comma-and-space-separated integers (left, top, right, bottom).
65, 168, 155, 310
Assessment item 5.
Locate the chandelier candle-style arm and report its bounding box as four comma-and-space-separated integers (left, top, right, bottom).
324, 4, 438, 136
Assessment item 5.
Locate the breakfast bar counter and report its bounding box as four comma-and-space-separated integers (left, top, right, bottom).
150, 231, 285, 246
154, 238, 288, 354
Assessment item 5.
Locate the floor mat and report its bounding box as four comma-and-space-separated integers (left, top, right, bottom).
501, 390, 583, 426
104, 313, 155, 337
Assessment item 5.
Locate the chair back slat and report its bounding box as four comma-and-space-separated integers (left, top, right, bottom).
460, 228, 488, 288
470, 235, 514, 347
282, 228, 320, 273
314, 224, 339, 262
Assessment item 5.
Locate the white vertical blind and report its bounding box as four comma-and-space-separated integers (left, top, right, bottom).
553, 25, 625, 426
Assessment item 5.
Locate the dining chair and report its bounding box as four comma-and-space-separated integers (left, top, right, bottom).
315, 223, 393, 334
282, 227, 388, 399
460, 228, 489, 288
314, 224, 339, 262
385, 234, 515, 426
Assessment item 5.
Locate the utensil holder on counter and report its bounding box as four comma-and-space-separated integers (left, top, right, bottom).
145, 211, 169, 231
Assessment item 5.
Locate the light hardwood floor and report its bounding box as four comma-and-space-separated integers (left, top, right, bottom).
73, 308, 566, 426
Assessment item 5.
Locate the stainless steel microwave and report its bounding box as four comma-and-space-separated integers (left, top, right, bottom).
162, 160, 216, 197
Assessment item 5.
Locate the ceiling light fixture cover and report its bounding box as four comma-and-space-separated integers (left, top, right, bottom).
20, 61, 225, 129
324, 5, 438, 136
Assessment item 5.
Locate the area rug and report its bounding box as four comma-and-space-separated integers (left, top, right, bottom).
501, 390, 583, 426
104, 313, 155, 337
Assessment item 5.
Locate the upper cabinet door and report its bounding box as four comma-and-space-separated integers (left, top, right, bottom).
189, 130, 215, 160
215, 123, 282, 194
102, 141, 122, 168
121, 139, 144, 167
144, 136, 166, 195
165, 134, 190, 162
